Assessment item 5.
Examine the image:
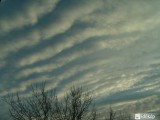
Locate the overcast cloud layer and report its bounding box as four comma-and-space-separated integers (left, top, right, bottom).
0, 0, 160, 119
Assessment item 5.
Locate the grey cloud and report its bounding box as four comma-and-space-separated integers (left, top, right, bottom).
0, 0, 59, 35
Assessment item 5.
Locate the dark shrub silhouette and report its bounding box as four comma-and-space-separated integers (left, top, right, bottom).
3, 84, 97, 120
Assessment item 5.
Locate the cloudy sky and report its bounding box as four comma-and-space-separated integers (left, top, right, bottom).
0, 0, 160, 119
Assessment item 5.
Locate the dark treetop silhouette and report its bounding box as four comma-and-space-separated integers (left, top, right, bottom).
3, 83, 132, 120
3, 84, 97, 120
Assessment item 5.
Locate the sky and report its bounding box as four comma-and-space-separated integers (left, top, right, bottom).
0, 0, 160, 119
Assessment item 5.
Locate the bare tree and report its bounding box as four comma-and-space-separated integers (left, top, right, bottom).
104, 106, 116, 120
3, 84, 97, 120
116, 110, 131, 120
54, 86, 97, 120
104, 106, 131, 120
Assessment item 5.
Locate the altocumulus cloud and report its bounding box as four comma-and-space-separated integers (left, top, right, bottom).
0, 0, 160, 119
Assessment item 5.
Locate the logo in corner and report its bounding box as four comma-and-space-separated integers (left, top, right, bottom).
135, 114, 141, 120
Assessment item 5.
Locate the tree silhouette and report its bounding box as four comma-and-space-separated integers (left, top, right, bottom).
3, 84, 97, 120
104, 106, 116, 120
104, 107, 131, 120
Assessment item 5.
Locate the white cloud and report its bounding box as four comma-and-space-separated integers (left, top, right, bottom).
0, 0, 104, 66
14, 0, 160, 67
0, 0, 59, 34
